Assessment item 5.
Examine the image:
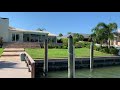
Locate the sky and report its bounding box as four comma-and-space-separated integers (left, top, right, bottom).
0, 12, 120, 35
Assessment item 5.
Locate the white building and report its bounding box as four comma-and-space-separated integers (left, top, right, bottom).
0, 17, 57, 43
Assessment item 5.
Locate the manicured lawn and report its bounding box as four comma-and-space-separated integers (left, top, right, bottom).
0, 48, 3, 56
25, 48, 113, 59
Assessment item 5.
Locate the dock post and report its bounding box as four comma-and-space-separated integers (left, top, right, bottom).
43, 36, 48, 77
90, 40, 94, 70
68, 35, 75, 78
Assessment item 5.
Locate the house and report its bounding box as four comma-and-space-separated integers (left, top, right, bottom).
0, 17, 57, 43
57, 33, 90, 42
111, 31, 120, 46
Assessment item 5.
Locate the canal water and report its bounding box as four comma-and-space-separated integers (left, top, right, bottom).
47, 65, 120, 78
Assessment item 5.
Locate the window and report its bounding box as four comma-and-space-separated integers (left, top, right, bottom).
12, 33, 20, 42
16, 34, 19, 41
42, 35, 45, 38
27, 37, 29, 42
12, 34, 15, 41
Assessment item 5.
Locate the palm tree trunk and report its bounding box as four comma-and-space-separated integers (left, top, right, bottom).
108, 39, 110, 48
100, 41, 102, 48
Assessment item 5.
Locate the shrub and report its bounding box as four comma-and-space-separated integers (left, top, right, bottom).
95, 47, 99, 51
85, 42, 90, 48
62, 46, 67, 49
96, 47, 108, 53
83, 42, 90, 48
99, 48, 104, 52
73, 37, 79, 44
55, 45, 58, 49
78, 41, 90, 48
109, 48, 119, 55
48, 43, 68, 49
101, 48, 109, 53
61, 38, 68, 47
48, 44, 54, 48
94, 45, 99, 50
104, 48, 109, 53
75, 42, 82, 48
95, 46, 119, 55
58, 46, 62, 49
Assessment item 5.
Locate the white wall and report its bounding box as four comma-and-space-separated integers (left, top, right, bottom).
19, 33, 23, 42
0, 18, 9, 42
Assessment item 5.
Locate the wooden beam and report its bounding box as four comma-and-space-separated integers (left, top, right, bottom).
68, 35, 75, 78
90, 41, 94, 70
43, 36, 48, 77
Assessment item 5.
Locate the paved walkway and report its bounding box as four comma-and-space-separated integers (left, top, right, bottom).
0, 48, 31, 78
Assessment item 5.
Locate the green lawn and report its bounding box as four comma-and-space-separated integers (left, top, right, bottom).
0, 48, 3, 56
25, 48, 113, 59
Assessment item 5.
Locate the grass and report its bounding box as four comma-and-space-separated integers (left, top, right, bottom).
25, 48, 113, 59
0, 48, 3, 56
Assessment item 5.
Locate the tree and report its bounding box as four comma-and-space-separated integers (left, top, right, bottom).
61, 38, 68, 46
73, 33, 84, 43
79, 34, 84, 41
73, 33, 79, 37
91, 22, 118, 48
107, 23, 117, 48
59, 33, 63, 37
73, 37, 78, 44
67, 32, 72, 35
73, 33, 79, 43
36, 28, 46, 31
91, 22, 108, 47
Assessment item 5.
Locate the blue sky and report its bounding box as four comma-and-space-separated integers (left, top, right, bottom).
0, 12, 120, 35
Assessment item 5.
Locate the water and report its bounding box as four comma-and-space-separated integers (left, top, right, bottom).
47, 66, 120, 78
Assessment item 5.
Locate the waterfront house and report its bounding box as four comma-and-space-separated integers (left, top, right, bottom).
0, 17, 57, 43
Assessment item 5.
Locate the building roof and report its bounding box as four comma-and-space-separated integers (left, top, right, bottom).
8, 26, 57, 36
8, 26, 16, 30
113, 32, 120, 37
79, 33, 90, 38
0, 17, 9, 19
40, 30, 58, 36
8, 26, 48, 34
58, 33, 90, 39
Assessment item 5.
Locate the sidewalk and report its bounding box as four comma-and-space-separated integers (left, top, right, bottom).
0, 48, 31, 78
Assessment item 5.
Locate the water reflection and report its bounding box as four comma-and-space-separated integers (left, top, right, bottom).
48, 65, 120, 78
89, 69, 93, 78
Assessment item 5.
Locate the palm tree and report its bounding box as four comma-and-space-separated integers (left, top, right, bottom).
91, 22, 108, 47
107, 23, 117, 48
90, 33, 96, 42
91, 22, 118, 48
